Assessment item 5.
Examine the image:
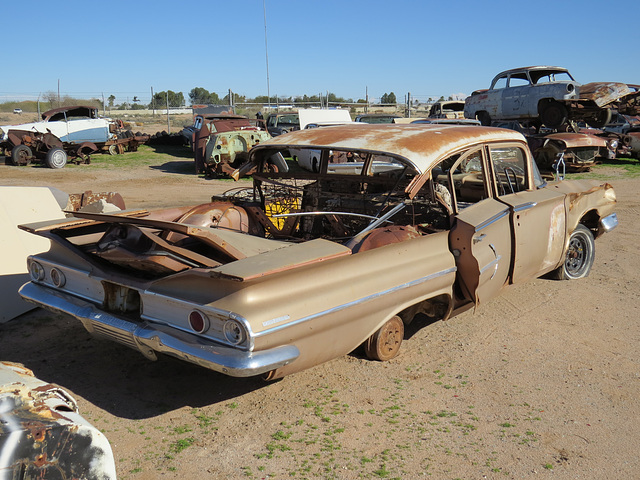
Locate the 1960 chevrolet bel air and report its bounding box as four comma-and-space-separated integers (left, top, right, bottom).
18, 125, 618, 379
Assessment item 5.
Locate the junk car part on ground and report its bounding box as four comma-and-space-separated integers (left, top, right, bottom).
18, 125, 617, 379
464, 66, 640, 129
0, 361, 116, 479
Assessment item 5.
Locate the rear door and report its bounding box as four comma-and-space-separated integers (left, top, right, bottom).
487, 144, 567, 282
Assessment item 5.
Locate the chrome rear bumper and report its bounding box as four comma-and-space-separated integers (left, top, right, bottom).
19, 282, 299, 377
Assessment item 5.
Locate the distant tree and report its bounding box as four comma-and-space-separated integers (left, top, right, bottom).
380, 92, 396, 104
108, 95, 116, 108
132, 96, 140, 103
357, 98, 367, 103
222, 92, 246, 104
150, 90, 185, 108
438, 96, 445, 102
43, 91, 58, 108
251, 95, 270, 104
189, 87, 210, 105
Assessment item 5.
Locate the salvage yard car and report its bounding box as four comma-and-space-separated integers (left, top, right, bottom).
0, 105, 145, 167
18, 124, 618, 379
465, 66, 640, 128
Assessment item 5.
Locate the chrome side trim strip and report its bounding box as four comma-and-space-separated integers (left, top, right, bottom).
513, 202, 537, 212
255, 266, 457, 338
475, 209, 509, 232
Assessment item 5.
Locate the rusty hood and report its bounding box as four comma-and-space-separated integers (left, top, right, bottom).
579, 82, 633, 107
543, 132, 609, 148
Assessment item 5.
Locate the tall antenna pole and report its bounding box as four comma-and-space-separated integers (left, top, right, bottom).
263, 0, 271, 111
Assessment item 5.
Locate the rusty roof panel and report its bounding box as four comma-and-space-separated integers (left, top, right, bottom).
255, 124, 524, 174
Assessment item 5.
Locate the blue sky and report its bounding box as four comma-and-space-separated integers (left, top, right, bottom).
3, 0, 639, 105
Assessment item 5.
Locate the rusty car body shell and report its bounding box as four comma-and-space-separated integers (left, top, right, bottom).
464, 66, 640, 128
192, 114, 274, 177
0, 106, 142, 166
17, 125, 618, 379
0, 361, 116, 479
532, 132, 612, 171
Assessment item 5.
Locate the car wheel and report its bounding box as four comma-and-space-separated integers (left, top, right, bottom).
552, 224, 595, 280
477, 111, 491, 126
589, 109, 612, 129
11, 144, 32, 166
364, 315, 404, 361
540, 101, 568, 128
45, 147, 68, 169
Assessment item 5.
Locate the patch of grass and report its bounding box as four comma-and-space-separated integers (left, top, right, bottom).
568, 157, 640, 179
169, 437, 195, 454
172, 425, 192, 435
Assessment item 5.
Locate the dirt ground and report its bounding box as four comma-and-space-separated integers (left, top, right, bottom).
1, 132, 639, 479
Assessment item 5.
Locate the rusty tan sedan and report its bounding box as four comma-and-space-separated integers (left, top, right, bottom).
19, 125, 618, 379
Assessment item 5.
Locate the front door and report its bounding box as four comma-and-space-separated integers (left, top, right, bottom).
444, 146, 513, 305
487, 145, 567, 282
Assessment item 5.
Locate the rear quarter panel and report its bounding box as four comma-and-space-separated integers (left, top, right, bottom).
218, 231, 457, 376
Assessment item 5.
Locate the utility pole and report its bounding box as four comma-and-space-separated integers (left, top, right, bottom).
365, 86, 368, 114
263, 0, 271, 111
166, 91, 170, 133
151, 87, 155, 115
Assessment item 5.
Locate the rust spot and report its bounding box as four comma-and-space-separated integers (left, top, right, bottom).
34, 453, 47, 467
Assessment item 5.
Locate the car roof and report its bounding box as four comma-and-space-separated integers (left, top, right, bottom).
42, 105, 97, 120
494, 66, 569, 78
254, 124, 524, 174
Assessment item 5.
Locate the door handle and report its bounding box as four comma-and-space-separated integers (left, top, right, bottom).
473, 233, 486, 244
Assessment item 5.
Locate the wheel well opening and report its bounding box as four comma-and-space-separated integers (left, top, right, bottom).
580, 210, 600, 237
398, 294, 452, 338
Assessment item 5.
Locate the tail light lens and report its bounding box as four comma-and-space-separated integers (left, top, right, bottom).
223, 320, 246, 345
50, 268, 66, 288
188, 310, 209, 334
28, 260, 45, 281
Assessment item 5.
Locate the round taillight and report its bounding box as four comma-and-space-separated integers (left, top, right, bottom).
223, 320, 245, 345
188, 310, 209, 334
28, 260, 45, 281
50, 268, 66, 288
